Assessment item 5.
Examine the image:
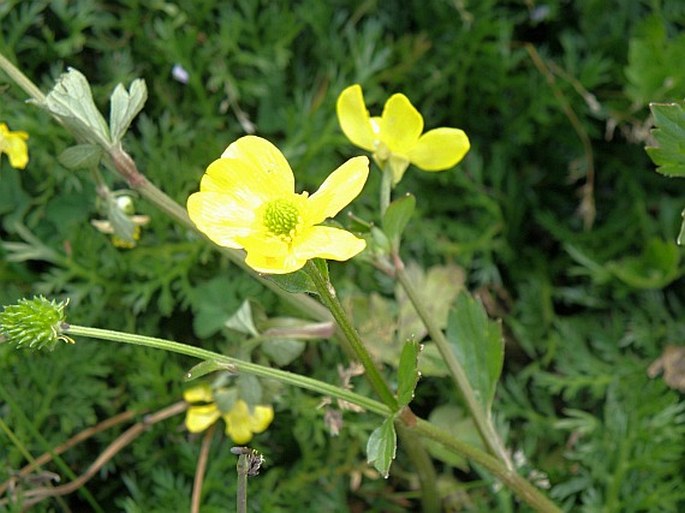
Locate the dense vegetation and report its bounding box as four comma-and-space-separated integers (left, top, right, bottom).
2, 1, 685, 511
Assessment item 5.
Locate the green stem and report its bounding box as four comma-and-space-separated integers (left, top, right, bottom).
304, 261, 398, 410
412, 418, 562, 513
394, 260, 512, 469
0, 52, 330, 325
380, 163, 394, 216
64, 324, 390, 417
62, 324, 559, 512
0, 52, 46, 102
396, 423, 440, 513
236, 454, 248, 513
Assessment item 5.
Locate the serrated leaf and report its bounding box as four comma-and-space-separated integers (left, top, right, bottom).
184, 360, 236, 382
446, 292, 504, 411
110, 79, 147, 142
265, 269, 317, 294
382, 193, 415, 249
225, 300, 259, 336
396, 339, 420, 407
58, 144, 103, 170
366, 416, 397, 478
647, 102, 685, 177
39, 68, 111, 147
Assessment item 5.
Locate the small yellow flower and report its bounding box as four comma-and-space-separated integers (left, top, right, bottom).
184, 383, 274, 445
336, 84, 470, 184
0, 123, 29, 170
187, 135, 369, 274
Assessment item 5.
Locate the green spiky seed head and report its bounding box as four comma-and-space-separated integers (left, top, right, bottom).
0, 296, 73, 351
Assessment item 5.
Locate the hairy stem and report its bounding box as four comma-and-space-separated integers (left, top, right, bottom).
304, 261, 398, 410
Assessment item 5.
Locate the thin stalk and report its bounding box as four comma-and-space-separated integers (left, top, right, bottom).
64, 324, 391, 417
0, 52, 330, 324
380, 163, 394, 216
396, 423, 440, 513
412, 418, 562, 513
395, 260, 512, 469
304, 261, 398, 410
62, 324, 559, 512
235, 453, 249, 513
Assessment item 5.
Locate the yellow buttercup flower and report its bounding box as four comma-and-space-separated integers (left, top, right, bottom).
184, 383, 274, 445
0, 123, 29, 170
336, 84, 470, 184
187, 135, 369, 274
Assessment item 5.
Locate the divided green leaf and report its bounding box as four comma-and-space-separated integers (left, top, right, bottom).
110, 79, 148, 142
40, 68, 111, 147
446, 292, 504, 411
396, 339, 420, 407
646, 102, 685, 177
366, 416, 397, 478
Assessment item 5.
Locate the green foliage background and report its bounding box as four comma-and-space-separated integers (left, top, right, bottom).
2, 0, 685, 511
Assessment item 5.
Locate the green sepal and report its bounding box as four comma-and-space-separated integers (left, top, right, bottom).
266, 269, 317, 295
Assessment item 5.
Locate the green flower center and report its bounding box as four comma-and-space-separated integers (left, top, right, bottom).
263, 199, 301, 238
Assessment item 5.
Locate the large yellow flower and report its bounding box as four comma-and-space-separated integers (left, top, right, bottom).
187, 135, 369, 274
0, 123, 29, 169
184, 383, 274, 445
336, 84, 470, 183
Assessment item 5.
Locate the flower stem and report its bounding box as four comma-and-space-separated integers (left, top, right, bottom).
304, 261, 398, 410
380, 163, 394, 216
412, 418, 562, 513
236, 453, 249, 513
64, 324, 391, 417
63, 322, 559, 512
394, 258, 512, 469
396, 423, 440, 513
0, 52, 46, 103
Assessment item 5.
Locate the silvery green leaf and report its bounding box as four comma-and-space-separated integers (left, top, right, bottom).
40, 68, 111, 147
366, 417, 397, 478
110, 79, 147, 142
225, 300, 259, 336
58, 144, 103, 170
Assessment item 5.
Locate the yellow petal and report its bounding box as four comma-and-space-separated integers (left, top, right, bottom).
379, 93, 423, 155
336, 85, 376, 152
223, 400, 254, 444
0, 123, 29, 170
305, 156, 369, 224
219, 135, 294, 196
407, 127, 470, 171
243, 242, 306, 274
294, 226, 366, 262
183, 383, 214, 403
249, 405, 275, 434
185, 404, 221, 433
187, 191, 255, 249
